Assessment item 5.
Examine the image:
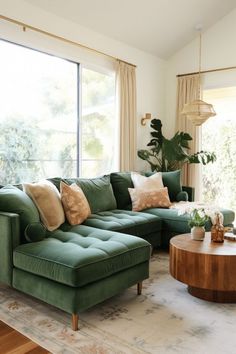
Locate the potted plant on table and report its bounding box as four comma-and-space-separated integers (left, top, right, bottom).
188, 208, 209, 240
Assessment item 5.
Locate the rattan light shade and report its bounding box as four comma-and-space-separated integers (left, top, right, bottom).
182, 99, 216, 126
181, 30, 216, 126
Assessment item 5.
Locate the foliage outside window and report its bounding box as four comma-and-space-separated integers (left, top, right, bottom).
202, 87, 236, 215
81, 68, 116, 177
0, 40, 116, 184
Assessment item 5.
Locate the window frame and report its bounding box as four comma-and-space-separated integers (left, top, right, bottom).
0, 38, 117, 181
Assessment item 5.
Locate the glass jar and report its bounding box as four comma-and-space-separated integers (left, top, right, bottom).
211, 213, 224, 243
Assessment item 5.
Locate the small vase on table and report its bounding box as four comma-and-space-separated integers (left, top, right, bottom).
191, 226, 205, 241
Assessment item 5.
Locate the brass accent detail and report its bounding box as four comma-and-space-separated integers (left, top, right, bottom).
177, 65, 236, 77
0, 14, 136, 68
141, 113, 152, 126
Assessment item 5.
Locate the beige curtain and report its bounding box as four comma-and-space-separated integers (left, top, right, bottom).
176, 74, 201, 196
116, 61, 137, 171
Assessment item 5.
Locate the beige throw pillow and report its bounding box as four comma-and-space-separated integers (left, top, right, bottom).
128, 187, 171, 212
23, 180, 65, 231
60, 181, 91, 225
131, 172, 164, 190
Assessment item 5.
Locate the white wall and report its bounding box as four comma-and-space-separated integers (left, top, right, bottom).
0, 0, 166, 171
166, 8, 236, 138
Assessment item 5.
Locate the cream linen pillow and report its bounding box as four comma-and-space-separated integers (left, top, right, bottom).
131, 172, 164, 190
23, 180, 65, 231
128, 187, 171, 212
60, 181, 91, 225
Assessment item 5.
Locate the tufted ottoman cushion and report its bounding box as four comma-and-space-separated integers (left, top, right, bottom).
13, 225, 151, 287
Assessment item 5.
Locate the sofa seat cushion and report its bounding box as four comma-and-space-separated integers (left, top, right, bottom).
144, 207, 235, 233
13, 226, 151, 288
76, 209, 162, 237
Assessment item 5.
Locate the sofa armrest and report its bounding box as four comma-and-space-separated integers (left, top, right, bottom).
0, 212, 21, 286
182, 186, 195, 202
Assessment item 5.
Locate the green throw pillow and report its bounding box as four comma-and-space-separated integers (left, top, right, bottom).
77, 175, 117, 213
0, 185, 40, 241
162, 170, 182, 201
110, 172, 133, 210
50, 175, 116, 213
47, 177, 62, 191
25, 222, 46, 242
49, 176, 117, 213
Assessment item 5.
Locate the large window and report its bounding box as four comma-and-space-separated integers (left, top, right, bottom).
202, 87, 236, 214
81, 67, 116, 177
0, 40, 116, 184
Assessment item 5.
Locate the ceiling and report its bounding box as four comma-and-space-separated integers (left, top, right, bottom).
25, 0, 236, 59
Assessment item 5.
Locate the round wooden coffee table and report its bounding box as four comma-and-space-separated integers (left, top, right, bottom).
170, 233, 236, 302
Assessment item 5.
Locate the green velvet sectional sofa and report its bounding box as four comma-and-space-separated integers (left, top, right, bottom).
0, 170, 234, 330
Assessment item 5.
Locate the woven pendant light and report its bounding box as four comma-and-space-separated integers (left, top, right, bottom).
181, 30, 216, 126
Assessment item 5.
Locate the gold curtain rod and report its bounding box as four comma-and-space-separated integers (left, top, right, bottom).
177, 65, 236, 77
0, 14, 136, 68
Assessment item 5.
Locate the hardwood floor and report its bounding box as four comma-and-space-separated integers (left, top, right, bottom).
0, 320, 50, 354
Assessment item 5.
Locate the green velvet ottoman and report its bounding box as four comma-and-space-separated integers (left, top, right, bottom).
12, 225, 151, 330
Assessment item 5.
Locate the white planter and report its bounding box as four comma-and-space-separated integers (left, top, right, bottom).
191, 226, 205, 241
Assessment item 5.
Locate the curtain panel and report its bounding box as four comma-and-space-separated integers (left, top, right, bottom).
176, 74, 201, 196
116, 61, 137, 171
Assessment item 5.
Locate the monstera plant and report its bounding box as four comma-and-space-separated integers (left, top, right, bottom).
138, 119, 216, 172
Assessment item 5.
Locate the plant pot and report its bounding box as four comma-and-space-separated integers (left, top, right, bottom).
191, 226, 205, 241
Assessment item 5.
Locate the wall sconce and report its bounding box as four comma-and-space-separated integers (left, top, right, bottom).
141, 113, 151, 126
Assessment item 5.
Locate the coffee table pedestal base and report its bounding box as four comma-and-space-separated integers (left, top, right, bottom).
188, 286, 236, 303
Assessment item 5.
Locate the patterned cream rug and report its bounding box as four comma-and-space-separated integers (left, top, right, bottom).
1, 252, 236, 354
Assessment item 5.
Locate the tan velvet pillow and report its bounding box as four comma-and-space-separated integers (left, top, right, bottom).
128, 187, 171, 212
23, 180, 65, 231
131, 172, 164, 190
60, 181, 91, 225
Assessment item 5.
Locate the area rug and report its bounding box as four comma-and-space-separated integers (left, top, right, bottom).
1, 252, 236, 354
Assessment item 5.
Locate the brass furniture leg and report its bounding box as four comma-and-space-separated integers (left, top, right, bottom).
137, 282, 142, 295
72, 313, 79, 331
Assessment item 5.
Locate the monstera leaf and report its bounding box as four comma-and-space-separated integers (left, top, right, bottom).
137, 119, 216, 172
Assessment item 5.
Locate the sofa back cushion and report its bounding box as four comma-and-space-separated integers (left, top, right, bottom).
0, 185, 40, 242
49, 175, 117, 213
110, 172, 133, 210
111, 170, 183, 208
77, 175, 117, 213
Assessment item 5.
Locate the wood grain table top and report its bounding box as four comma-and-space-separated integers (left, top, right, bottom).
170, 232, 236, 256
